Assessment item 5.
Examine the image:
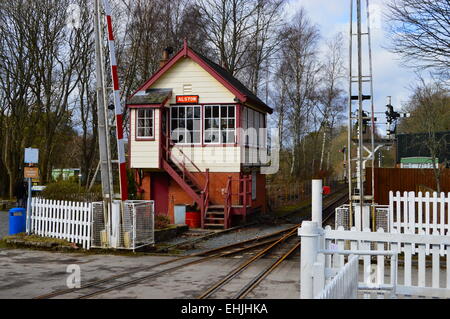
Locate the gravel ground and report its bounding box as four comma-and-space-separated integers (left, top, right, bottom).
159, 228, 217, 247
181, 223, 296, 255
0, 211, 8, 239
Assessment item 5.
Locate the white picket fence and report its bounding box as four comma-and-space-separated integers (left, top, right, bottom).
390, 191, 450, 236
31, 198, 92, 249
300, 221, 450, 299
315, 254, 360, 299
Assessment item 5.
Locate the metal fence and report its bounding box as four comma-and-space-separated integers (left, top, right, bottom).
123, 200, 155, 250
91, 200, 154, 251
335, 204, 390, 232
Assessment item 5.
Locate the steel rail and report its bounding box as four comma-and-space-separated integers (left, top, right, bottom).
197, 228, 298, 299
34, 225, 298, 299
234, 241, 301, 299
77, 234, 297, 299
197, 193, 347, 299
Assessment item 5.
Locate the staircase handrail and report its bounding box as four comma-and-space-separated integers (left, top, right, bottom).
224, 176, 232, 229
162, 143, 205, 191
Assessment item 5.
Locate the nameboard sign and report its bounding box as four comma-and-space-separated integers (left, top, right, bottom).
24, 167, 40, 179
176, 95, 199, 104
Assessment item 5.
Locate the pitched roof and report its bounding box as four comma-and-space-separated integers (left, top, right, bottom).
127, 41, 273, 114
127, 89, 172, 106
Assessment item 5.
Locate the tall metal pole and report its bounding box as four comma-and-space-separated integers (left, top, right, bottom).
94, 0, 113, 228
347, 0, 354, 227
356, 0, 364, 219
366, 0, 376, 228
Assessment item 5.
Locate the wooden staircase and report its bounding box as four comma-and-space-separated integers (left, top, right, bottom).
161, 142, 251, 229
204, 205, 227, 229
161, 143, 231, 229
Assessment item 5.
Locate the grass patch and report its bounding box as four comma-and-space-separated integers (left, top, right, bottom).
272, 198, 311, 217
3, 233, 73, 245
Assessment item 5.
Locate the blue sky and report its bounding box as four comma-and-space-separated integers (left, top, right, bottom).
285, 0, 417, 125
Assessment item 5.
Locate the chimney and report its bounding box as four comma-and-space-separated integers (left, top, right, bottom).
160, 47, 174, 68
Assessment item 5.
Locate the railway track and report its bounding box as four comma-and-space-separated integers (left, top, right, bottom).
196, 192, 347, 299
34, 190, 347, 299
33, 225, 298, 299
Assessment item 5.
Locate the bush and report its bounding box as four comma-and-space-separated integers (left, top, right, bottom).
41, 181, 102, 202
155, 215, 171, 229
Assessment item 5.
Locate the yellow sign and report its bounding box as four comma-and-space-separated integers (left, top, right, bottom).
24, 167, 39, 179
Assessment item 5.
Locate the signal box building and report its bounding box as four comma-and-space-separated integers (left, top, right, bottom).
127, 42, 272, 229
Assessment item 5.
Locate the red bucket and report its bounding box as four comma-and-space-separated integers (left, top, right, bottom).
186, 211, 201, 228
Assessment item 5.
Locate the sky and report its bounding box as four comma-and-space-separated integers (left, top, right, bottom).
284, 0, 418, 125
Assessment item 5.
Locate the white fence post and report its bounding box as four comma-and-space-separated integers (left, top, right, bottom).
298, 221, 322, 299
312, 179, 322, 225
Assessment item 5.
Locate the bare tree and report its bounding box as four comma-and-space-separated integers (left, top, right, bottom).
240, 0, 286, 94
28, 0, 85, 183
0, 0, 39, 197
386, 0, 450, 76
279, 9, 321, 177
73, 0, 99, 187
196, 0, 269, 76
317, 33, 346, 171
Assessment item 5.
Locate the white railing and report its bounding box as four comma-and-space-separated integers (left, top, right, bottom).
300, 221, 450, 299
31, 198, 92, 249
315, 254, 359, 299
389, 191, 450, 236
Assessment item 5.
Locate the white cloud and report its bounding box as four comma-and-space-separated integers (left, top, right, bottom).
285, 0, 417, 129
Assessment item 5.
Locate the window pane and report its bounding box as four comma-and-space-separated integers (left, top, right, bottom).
179, 107, 185, 118
212, 119, 219, 129
205, 119, 211, 130
194, 107, 201, 118
228, 119, 235, 129
171, 107, 177, 118
138, 119, 145, 127
178, 130, 186, 143
204, 131, 212, 143
211, 131, 219, 143
187, 107, 193, 118
205, 106, 211, 118
145, 109, 153, 118
227, 131, 235, 144
138, 128, 145, 137
213, 106, 219, 118
221, 119, 228, 129
205, 130, 219, 143
221, 131, 227, 144
145, 119, 152, 128
178, 119, 185, 128
228, 106, 235, 117
221, 106, 227, 117
138, 109, 145, 118
192, 132, 200, 144
171, 120, 178, 130
187, 119, 193, 130
193, 119, 201, 130
172, 131, 179, 142
144, 128, 151, 136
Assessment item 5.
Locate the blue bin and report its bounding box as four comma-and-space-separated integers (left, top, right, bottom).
9, 208, 27, 235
